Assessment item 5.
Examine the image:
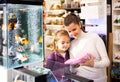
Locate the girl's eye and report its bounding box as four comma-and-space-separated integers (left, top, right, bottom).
69, 31, 71, 33
61, 42, 65, 44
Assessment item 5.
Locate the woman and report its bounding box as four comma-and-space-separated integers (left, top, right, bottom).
64, 13, 110, 82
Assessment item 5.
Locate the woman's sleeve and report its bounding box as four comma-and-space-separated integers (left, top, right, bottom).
94, 36, 110, 68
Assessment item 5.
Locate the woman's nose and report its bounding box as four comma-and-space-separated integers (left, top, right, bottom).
70, 32, 74, 37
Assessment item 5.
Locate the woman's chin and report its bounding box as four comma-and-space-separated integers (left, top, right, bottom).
73, 37, 78, 39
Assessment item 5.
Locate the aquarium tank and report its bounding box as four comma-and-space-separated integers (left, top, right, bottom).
0, 0, 44, 69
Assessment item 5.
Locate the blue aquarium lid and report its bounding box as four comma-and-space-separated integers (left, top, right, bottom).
0, 0, 43, 5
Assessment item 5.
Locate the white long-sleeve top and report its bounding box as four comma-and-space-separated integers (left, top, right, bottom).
70, 31, 110, 82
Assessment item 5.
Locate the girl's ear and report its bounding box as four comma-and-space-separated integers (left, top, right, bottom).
55, 41, 58, 46
54, 40, 57, 50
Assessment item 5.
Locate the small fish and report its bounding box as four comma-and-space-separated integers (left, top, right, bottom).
38, 36, 43, 43
15, 34, 23, 44
14, 23, 17, 30
22, 39, 30, 45
8, 23, 17, 31
15, 34, 28, 45
2, 25, 6, 31
19, 9, 28, 13
8, 46, 14, 56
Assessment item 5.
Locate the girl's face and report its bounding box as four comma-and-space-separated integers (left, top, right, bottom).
56, 35, 70, 52
65, 23, 81, 39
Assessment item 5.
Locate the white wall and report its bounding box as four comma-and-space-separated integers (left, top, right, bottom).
80, 0, 107, 35
80, 0, 106, 19
0, 67, 12, 82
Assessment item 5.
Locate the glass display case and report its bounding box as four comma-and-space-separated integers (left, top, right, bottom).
0, 1, 44, 69
12, 68, 48, 82
11, 67, 59, 82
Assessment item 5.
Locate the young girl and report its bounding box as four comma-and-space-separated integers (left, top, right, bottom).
45, 30, 71, 82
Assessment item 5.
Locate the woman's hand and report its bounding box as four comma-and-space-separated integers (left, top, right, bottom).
80, 54, 95, 67
72, 64, 80, 68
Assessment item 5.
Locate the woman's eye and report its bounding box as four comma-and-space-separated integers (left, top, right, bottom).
67, 42, 70, 44
73, 28, 76, 31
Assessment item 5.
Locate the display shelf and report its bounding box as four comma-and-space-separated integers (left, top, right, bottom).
113, 24, 120, 26
114, 41, 120, 45
45, 25, 63, 28
45, 17, 63, 20
44, 0, 65, 59
44, 35, 54, 51
112, 0, 120, 63
111, 62, 120, 80
113, 51, 120, 62
113, 1, 120, 10
0, 4, 44, 69
45, 9, 65, 13
64, 8, 81, 13
113, 59, 120, 62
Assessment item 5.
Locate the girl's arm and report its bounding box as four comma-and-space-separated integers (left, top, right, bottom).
45, 53, 56, 70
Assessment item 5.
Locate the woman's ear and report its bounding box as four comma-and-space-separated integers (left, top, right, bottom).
79, 24, 82, 29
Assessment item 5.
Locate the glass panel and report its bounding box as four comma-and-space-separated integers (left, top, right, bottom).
31, 67, 58, 82
0, 4, 44, 69
44, 59, 73, 82
44, 60, 93, 82
12, 68, 52, 82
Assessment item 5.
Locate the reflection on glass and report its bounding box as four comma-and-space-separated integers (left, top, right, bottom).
45, 59, 73, 82
12, 67, 58, 82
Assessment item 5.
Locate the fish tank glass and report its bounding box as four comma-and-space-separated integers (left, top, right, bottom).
0, 3, 44, 69
11, 67, 58, 82
11, 68, 48, 82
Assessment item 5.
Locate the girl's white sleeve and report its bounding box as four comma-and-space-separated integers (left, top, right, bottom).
94, 36, 110, 68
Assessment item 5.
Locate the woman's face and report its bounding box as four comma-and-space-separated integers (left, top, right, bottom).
56, 35, 70, 52
65, 23, 81, 39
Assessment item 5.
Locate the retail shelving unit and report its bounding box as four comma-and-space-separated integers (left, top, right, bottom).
44, 0, 82, 60
111, 0, 120, 81
112, 0, 120, 62
44, 0, 65, 59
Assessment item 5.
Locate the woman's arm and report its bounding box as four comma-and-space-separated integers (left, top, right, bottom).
80, 35, 110, 68
93, 36, 110, 68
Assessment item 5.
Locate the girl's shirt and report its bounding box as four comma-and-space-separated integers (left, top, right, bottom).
45, 50, 71, 81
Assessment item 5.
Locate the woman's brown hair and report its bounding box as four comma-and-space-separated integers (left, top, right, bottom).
64, 13, 86, 32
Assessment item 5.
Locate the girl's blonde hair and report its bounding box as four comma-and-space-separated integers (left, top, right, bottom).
53, 30, 70, 51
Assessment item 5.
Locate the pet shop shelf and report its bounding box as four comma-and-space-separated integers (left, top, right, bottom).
112, 0, 120, 63
0, 3, 44, 69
